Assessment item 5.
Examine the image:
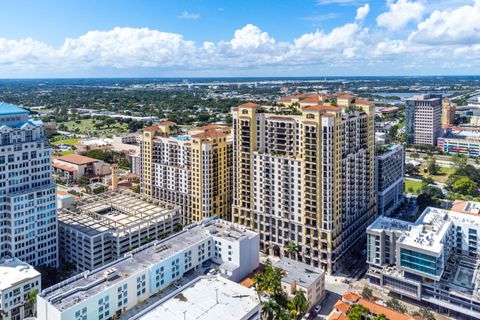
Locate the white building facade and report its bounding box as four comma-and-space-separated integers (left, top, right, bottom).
0, 103, 57, 267
37, 219, 259, 320
0, 257, 41, 320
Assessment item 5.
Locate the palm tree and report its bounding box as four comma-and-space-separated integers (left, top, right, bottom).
286, 242, 299, 259
288, 290, 309, 319
261, 299, 277, 320
24, 289, 38, 316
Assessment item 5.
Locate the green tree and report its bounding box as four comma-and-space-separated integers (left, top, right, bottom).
25, 289, 38, 316
286, 242, 299, 259
452, 154, 468, 170
361, 287, 373, 300
386, 298, 407, 313
405, 163, 419, 176
412, 307, 436, 320
287, 290, 309, 319
451, 176, 477, 196
417, 186, 443, 211
427, 159, 440, 175
347, 304, 369, 320
372, 315, 387, 320
261, 299, 277, 320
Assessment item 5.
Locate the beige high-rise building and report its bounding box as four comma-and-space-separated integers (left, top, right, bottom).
232, 97, 376, 274
442, 97, 456, 128
140, 122, 233, 223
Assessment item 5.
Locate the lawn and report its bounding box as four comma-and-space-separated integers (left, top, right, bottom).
59, 119, 128, 136
51, 138, 80, 146
405, 179, 423, 194
54, 150, 74, 156
418, 163, 455, 183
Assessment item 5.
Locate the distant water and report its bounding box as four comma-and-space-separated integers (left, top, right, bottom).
374, 92, 454, 99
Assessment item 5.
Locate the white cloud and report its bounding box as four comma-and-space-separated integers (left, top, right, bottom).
2, 0, 480, 77
377, 0, 425, 31
177, 11, 200, 20
229, 24, 276, 50
409, 0, 480, 44
355, 4, 370, 21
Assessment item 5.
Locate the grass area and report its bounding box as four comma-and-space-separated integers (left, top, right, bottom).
405, 179, 423, 194
51, 138, 80, 146
55, 150, 74, 156
418, 163, 455, 183
59, 119, 128, 136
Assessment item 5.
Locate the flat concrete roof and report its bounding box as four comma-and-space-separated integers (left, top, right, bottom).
131, 276, 259, 320
58, 191, 179, 237
41, 219, 256, 312
0, 257, 40, 291
274, 257, 324, 288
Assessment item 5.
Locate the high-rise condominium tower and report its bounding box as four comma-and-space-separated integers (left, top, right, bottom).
0, 103, 57, 267
231, 95, 376, 274
140, 122, 232, 223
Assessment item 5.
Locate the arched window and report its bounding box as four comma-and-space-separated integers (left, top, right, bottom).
242, 109, 249, 114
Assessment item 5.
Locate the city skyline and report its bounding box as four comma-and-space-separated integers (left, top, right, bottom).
1, 0, 480, 77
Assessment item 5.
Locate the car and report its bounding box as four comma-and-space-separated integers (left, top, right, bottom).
314, 305, 322, 313
202, 260, 212, 268
203, 268, 211, 275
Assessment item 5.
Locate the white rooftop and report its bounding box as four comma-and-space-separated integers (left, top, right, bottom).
0, 257, 40, 291
131, 276, 259, 320
368, 215, 411, 234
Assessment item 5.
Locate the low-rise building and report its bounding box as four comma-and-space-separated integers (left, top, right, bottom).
38, 219, 259, 320
375, 144, 405, 216
437, 136, 480, 157
130, 276, 260, 320
328, 291, 414, 320
58, 191, 181, 271
450, 199, 480, 215
112, 133, 141, 153
274, 257, 325, 308
367, 208, 480, 319
53, 154, 110, 183
0, 257, 41, 320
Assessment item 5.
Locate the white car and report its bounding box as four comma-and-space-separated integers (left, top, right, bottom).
314, 305, 322, 313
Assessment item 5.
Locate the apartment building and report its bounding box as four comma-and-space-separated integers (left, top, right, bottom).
232, 96, 376, 274
140, 122, 233, 223
58, 191, 180, 271
274, 257, 325, 308
367, 207, 480, 319
375, 144, 405, 216
0, 103, 57, 267
442, 97, 456, 128
38, 219, 259, 320
405, 94, 442, 145
0, 257, 41, 320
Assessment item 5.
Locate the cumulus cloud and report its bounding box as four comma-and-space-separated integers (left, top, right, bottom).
409, 0, 480, 44
177, 11, 200, 20
2, 0, 480, 76
355, 4, 370, 21
377, 0, 425, 31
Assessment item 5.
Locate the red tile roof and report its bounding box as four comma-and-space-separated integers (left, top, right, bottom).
342, 291, 360, 303
57, 154, 98, 165
380, 106, 399, 113
53, 162, 76, 173
358, 299, 415, 320
239, 102, 261, 108
304, 105, 342, 112
327, 312, 348, 320
159, 121, 176, 125
334, 300, 350, 313
191, 130, 227, 139
143, 124, 161, 132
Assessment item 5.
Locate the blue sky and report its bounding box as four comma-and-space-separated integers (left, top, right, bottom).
0, 0, 479, 77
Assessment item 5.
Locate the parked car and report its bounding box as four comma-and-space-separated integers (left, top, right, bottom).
314, 305, 322, 313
